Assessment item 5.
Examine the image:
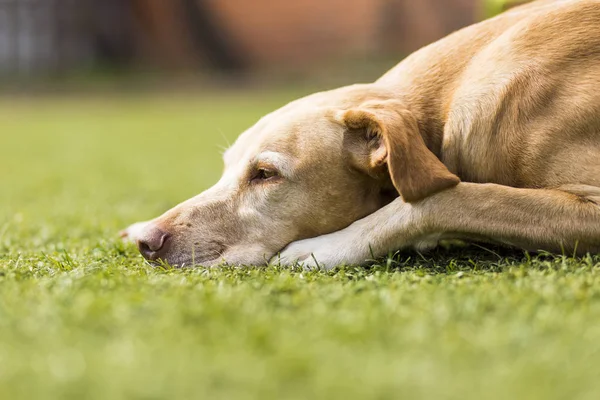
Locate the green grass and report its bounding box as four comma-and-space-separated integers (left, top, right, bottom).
2, 90, 600, 400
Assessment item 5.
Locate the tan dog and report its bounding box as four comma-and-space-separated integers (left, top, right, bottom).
122, 0, 600, 269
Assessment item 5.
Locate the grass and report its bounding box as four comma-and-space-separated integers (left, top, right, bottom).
2, 90, 600, 400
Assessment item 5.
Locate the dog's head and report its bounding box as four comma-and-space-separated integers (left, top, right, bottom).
134, 84, 459, 266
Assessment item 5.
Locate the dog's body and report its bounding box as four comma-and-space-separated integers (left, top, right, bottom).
124, 0, 600, 268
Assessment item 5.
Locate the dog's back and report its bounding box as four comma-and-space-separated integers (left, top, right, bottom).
379, 0, 600, 189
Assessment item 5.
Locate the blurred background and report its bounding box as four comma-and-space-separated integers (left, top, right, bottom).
0, 0, 524, 90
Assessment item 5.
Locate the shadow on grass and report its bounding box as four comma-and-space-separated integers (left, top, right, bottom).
366, 242, 600, 275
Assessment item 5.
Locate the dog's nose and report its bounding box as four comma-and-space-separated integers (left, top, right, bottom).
137, 226, 171, 261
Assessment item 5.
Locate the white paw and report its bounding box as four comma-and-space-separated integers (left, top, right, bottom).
119, 221, 149, 243
272, 229, 372, 270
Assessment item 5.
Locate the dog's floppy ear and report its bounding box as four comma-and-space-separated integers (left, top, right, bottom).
337, 100, 460, 202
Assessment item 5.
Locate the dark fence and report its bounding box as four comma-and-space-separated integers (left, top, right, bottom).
0, 0, 134, 75
0, 0, 504, 77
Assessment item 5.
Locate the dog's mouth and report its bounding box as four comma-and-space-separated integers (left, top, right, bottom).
147, 244, 286, 268
143, 242, 228, 268
145, 256, 222, 268
145, 254, 223, 268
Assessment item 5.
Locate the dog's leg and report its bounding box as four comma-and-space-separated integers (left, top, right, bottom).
422, 183, 600, 253
276, 183, 600, 269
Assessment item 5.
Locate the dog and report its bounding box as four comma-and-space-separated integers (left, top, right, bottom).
121, 0, 600, 269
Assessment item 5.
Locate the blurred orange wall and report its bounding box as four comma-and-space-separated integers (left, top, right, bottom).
205, 0, 480, 66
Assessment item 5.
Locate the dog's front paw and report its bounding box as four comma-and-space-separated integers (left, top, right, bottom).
119, 221, 149, 243
272, 229, 372, 270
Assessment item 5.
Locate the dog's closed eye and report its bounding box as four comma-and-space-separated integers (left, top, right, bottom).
251, 167, 281, 183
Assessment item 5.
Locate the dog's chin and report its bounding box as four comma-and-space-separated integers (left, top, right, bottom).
144, 242, 230, 268
144, 253, 274, 268
144, 255, 222, 268
141, 243, 280, 268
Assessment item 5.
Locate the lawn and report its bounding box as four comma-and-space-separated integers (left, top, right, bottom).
2, 90, 600, 400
